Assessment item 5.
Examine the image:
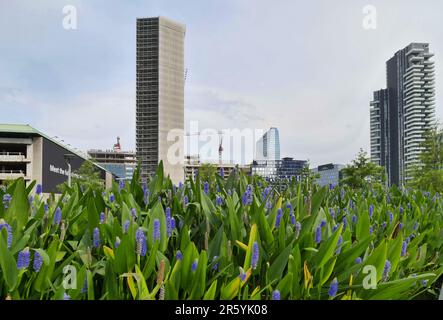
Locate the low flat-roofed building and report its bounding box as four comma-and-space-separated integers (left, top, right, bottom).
0, 124, 113, 193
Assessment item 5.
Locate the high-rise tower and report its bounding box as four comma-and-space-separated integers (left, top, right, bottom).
136, 17, 185, 184
370, 43, 435, 186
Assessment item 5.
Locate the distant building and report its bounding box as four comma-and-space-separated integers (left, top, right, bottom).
0, 124, 112, 193
370, 43, 436, 186
312, 163, 345, 187
136, 16, 186, 184
255, 127, 280, 161
184, 155, 250, 180
251, 157, 307, 183
88, 137, 137, 181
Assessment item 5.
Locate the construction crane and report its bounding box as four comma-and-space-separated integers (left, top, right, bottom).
185, 131, 224, 164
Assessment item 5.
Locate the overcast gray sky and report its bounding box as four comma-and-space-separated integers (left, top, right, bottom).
1, 0, 442, 166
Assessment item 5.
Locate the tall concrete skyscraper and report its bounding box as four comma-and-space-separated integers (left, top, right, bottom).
370, 43, 435, 186
136, 17, 185, 184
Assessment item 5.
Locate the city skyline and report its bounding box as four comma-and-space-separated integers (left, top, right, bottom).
1, 1, 443, 167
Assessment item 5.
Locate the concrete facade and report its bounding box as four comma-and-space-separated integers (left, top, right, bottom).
136, 17, 185, 184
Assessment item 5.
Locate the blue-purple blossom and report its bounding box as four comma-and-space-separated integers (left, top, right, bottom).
315, 227, 322, 244
135, 228, 147, 256
178, 182, 184, 190
153, 219, 161, 242
212, 256, 219, 271
352, 215, 357, 224
335, 235, 343, 254
328, 278, 338, 298
81, 279, 88, 294
295, 222, 301, 238
242, 185, 253, 206
44, 204, 49, 214
262, 187, 271, 201
401, 241, 407, 257
219, 167, 224, 177
369, 226, 374, 234
165, 207, 172, 236
290, 214, 296, 226
388, 212, 393, 223
124, 220, 130, 233
53, 207, 62, 225
320, 220, 327, 228
17, 247, 30, 270
275, 209, 283, 228
382, 260, 391, 282
399, 206, 404, 214
332, 224, 339, 232
369, 205, 374, 219
99, 212, 105, 224
0, 220, 12, 248
143, 185, 150, 205
239, 268, 246, 281
381, 221, 387, 229
216, 196, 223, 206
399, 222, 404, 230
119, 180, 125, 190
252, 241, 259, 269
272, 290, 281, 300
329, 208, 335, 219
355, 257, 362, 264
171, 217, 176, 230
63, 293, 70, 300
329, 183, 334, 190
176, 250, 183, 261
2, 194, 11, 209
130, 208, 137, 220
33, 251, 43, 272
191, 259, 198, 272
36, 184, 43, 195
184, 195, 189, 206
109, 194, 115, 203
413, 222, 419, 231
421, 279, 428, 287
115, 237, 121, 248
286, 203, 293, 215
343, 217, 347, 231
203, 181, 209, 194
93, 228, 101, 248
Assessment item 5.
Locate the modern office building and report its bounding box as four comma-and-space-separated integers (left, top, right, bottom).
0, 124, 112, 193
370, 43, 436, 186
312, 163, 345, 187
136, 16, 186, 184
88, 137, 137, 182
251, 157, 307, 183
255, 127, 280, 161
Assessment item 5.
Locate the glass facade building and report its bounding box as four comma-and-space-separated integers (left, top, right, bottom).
252, 157, 307, 185
255, 127, 280, 161
312, 163, 344, 187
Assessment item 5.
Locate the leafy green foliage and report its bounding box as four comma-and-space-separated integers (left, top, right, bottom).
0, 165, 442, 300
341, 149, 386, 189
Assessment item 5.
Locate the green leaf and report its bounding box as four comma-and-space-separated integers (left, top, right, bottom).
0, 228, 18, 290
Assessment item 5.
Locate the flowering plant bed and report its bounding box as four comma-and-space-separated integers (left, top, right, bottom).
0, 163, 442, 300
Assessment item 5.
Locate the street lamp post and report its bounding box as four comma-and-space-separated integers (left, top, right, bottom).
64, 154, 76, 188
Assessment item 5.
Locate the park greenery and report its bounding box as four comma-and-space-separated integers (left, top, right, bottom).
0, 160, 442, 300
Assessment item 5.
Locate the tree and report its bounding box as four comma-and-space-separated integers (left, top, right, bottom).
198, 163, 218, 183
409, 126, 443, 192
341, 149, 385, 189
58, 160, 104, 192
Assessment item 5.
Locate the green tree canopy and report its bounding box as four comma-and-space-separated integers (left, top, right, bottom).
340, 149, 385, 189
58, 160, 104, 192
409, 125, 443, 192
